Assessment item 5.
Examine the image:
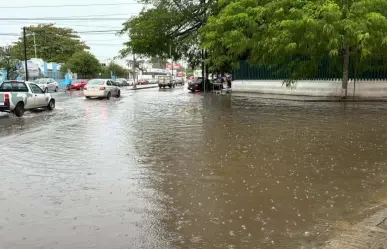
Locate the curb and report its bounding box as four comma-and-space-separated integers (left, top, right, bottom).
232, 93, 387, 102
128, 85, 159, 91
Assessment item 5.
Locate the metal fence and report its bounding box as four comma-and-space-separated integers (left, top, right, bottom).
234, 55, 387, 80
45, 71, 64, 82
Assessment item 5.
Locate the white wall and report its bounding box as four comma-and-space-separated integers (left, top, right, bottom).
233, 79, 387, 97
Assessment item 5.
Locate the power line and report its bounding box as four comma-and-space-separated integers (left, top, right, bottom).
0, 3, 142, 9
0, 15, 178, 21
0, 23, 123, 29
0, 13, 137, 21
0, 18, 129, 21
76, 29, 120, 33
88, 44, 125, 46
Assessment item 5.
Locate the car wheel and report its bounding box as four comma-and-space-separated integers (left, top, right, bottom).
54, 87, 58, 92
47, 99, 55, 111
14, 102, 25, 117
85, 96, 91, 99
116, 90, 121, 98
106, 92, 111, 100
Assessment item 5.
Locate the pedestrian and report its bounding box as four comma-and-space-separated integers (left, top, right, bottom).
227, 76, 232, 88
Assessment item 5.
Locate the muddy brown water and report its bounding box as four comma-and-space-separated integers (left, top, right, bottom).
1, 88, 387, 249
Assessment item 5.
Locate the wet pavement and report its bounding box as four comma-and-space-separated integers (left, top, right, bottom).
1, 86, 387, 249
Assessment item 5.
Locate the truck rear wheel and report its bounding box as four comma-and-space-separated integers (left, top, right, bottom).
47, 99, 55, 111
14, 102, 25, 117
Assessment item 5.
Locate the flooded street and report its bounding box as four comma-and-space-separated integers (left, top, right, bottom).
1, 86, 387, 249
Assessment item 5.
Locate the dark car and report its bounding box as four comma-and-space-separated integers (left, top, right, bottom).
188, 77, 211, 92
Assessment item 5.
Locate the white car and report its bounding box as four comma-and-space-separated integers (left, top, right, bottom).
83, 79, 121, 99
34, 78, 59, 92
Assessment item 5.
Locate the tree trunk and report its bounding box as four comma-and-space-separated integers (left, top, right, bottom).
341, 46, 350, 98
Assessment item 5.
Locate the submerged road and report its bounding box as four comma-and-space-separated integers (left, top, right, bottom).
1, 86, 387, 248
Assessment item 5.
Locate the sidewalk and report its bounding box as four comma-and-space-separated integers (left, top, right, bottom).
324, 205, 387, 249
232, 92, 387, 102
127, 85, 159, 90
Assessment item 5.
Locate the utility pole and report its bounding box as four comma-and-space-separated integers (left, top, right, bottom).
132, 50, 136, 89
23, 27, 29, 81
202, 49, 206, 92
33, 32, 37, 58
170, 43, 173, 84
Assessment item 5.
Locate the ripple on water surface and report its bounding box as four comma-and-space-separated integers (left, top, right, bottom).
1, 90, 387, 248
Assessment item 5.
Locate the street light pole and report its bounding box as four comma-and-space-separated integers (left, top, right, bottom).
23, 27, 29, 81
169, 43, 173, 84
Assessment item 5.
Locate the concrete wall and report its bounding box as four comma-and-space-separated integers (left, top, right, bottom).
233, 80, 387, 97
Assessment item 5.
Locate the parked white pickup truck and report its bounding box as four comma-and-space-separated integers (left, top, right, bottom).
0, 80, 55, 117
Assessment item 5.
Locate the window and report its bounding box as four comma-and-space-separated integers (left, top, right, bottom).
30, 84, 44, 94
0, 81, 28, 92
107, 81, 112, 86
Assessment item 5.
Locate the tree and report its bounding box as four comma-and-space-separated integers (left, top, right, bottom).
0, 46, 18, 80
11, 24, 89, 63
103, 62, 129, 78
127, 58, 147, 73
120, 0, 217, 68
65, 51, 101, 78
202, 0, 387, 97
149, 56, 167, 69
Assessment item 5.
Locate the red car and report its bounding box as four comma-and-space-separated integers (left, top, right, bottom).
137, 79, 149, 85
68, 79, 88, 90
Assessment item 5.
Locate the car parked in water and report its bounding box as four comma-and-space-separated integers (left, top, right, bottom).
34, 78, 59, 92
115, 78, 128, 87
127, 80, 134, 86
174, 77, 184, 86
188, 77, 204, 92
68, 79, 88, 90
137, 79, 149, 85
0, 80, 55, 117
83, 79, 121, 99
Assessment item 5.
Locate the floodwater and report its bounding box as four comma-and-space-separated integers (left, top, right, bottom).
1, 86, 387, 249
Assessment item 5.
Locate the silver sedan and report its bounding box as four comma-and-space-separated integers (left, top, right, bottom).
83, 79, 121, 99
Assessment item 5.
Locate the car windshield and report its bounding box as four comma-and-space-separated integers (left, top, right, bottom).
0, 81, 28, 92
195, 77, 203, 83
87, 79, 105, 85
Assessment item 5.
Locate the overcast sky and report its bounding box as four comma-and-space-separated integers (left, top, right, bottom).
0, 0, 144, 61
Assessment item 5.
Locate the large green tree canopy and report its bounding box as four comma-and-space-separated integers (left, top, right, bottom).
202, 0, 387, 93
0, 46, 18, 80
102, 62, 129, 78
65, 51, 101, 77
11, 24, 89, 63
121, 0, 217, 68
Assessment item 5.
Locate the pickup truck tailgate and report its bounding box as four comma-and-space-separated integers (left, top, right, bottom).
0, 92, 10, 109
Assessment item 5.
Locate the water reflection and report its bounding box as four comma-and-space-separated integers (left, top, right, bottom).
132, 93, 387, 248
